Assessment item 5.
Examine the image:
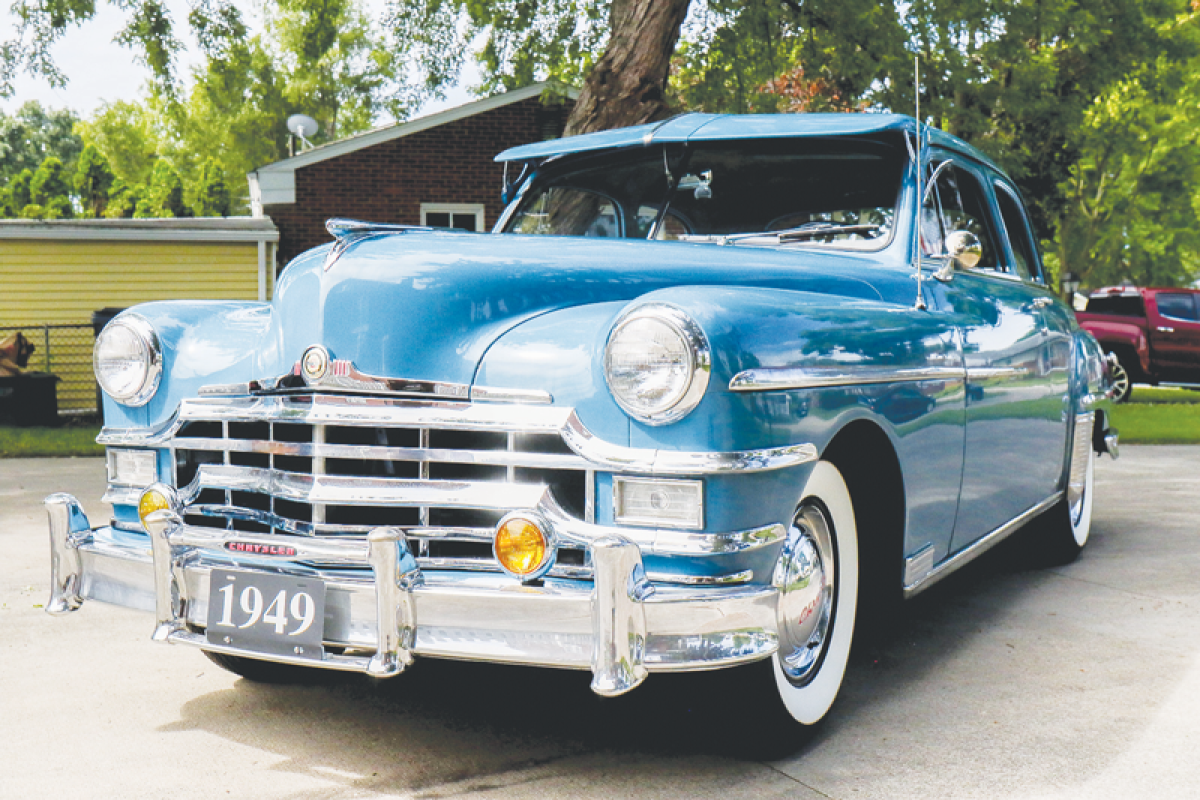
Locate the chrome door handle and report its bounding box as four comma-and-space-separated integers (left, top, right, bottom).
1157, 326, 1175, 333
1028, 297, 1054, 309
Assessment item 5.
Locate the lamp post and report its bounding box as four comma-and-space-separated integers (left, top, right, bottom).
1060, 271, 1081, 305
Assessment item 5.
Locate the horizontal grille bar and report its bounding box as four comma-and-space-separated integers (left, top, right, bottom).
187, 464, 551, 511
171, 436, 590, 470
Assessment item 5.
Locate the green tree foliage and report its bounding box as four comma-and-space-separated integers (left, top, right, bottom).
193, 158, 231, 216
1049, 38, 1200, 288
268, 0, 399, 136
104, 179, 146, 219
6, 0, 1200, 287
74, 144, 115, 218
73, 101, 161, 188
52, 0, 398, 213
135, 160, 190, 218
384, 0, 607, 105
29, 155, 73, 216
0, 101, 83, 185
5, 168, 34, 210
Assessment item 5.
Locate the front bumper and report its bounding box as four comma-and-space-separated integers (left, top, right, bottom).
46, 494, 781, 696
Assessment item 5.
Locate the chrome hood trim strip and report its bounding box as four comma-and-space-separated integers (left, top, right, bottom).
729, 365, 965, 392
199, 362, 552, 406
99, 396, 818, 476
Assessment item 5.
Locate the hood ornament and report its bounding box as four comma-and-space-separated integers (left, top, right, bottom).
323, 218, 433, 271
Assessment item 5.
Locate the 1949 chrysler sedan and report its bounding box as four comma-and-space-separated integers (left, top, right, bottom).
47, 113, 1118, 727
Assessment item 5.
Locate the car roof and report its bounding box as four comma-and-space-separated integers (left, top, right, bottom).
495, 112, 999, 171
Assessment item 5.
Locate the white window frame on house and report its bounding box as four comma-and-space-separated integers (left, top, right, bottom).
420, 203, 486, 232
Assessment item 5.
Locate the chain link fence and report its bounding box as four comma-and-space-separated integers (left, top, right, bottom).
0, 324, 97, 415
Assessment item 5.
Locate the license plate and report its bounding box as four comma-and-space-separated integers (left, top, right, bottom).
206, 569, 326, 660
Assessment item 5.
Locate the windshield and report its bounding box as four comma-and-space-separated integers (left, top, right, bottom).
503, 136, 906, 250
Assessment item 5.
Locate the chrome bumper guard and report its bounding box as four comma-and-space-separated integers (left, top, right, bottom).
46, 494, 780, 696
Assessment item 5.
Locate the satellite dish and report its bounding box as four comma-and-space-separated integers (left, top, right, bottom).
286, 114, 320, 155
287, 114, 319, 139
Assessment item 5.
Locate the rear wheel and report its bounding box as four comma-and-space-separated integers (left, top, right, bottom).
771, 461, 859, 725
1035, 416, 1096, 565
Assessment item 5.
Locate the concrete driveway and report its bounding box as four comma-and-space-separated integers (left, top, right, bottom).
1, 448, 1198, 799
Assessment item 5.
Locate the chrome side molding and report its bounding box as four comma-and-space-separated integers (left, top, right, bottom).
730, 365, 965, 393
903, 492, 1063, 598
903, 544, 935, 587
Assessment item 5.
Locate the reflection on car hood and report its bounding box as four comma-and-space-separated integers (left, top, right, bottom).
273, 230, 916, 387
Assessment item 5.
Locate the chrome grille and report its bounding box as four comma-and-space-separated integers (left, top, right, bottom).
169, 395, 594, 574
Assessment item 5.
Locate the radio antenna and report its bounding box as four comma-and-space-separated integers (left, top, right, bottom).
913, 56, 927, 311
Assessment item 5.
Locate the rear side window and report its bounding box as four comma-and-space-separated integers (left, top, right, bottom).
994, 183, 1039, 281
1086, 295, 1145, 316
1157, 293, 1199, 321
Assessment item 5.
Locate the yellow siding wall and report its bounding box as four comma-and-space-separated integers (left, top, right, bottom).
0, 239, 265, 326
0, 238, 267, 412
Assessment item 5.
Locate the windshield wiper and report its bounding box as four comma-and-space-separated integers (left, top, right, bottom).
775, 222, 881, 242
677, 222, 882, 246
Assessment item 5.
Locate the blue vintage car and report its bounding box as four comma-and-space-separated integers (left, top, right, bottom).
47, 113, 1117, 727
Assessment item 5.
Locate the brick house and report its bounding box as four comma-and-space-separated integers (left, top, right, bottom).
248, 83, 576, 265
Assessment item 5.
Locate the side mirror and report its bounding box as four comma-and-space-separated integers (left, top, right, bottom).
946, 230, 983, 269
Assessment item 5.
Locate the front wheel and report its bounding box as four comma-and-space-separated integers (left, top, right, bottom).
771, 461, 859, 725
203, 650, 332, 684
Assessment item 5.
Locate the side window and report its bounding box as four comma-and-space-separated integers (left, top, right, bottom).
1157, 293, 1200, 322
507, 188, 620, 237
922, 162, 1000, 272
994, 183, 1039, 282
1086, 295, 1145, 316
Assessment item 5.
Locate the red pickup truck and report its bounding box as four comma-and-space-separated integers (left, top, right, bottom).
1075, 286, 1200, 401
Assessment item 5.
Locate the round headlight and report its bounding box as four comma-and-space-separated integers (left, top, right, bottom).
93, 314, 162, 406
604, 304, 710, 425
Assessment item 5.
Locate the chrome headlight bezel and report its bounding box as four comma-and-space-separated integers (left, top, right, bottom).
603, 304, 711, 426
93, 313, 163, 407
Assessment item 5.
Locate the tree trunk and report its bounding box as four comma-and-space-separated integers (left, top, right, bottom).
563, 0, 692, 137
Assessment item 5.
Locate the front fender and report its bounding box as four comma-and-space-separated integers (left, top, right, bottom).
612, 285, 959, 454
100, 302, 276, 429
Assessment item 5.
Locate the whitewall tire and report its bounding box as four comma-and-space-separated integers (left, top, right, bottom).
1033, 412, 1097, 565
771, 460, 859, 725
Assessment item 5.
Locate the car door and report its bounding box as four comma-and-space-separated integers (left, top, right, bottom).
1148, 292, 1200, 376
923, 160, 1068, 550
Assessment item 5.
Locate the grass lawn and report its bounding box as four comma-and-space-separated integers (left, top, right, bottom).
0, 424, 104, 458
1110, 385, 1200, 444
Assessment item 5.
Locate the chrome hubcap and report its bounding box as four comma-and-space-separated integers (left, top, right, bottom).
1068, 413, 1095, 529
774, 503, 836, 685
1110, 361, 1130, 402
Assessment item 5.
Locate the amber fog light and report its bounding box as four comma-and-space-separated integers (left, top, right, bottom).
493, 513, 555, 580
138, 484, 178, 530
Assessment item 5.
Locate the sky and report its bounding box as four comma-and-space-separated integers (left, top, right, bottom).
1, 0, 475, 123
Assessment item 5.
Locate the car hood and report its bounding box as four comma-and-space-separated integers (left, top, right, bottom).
271, 230, 916, 387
